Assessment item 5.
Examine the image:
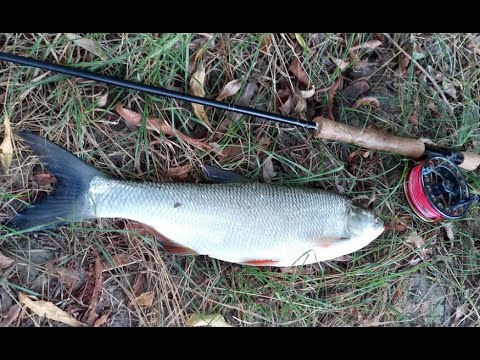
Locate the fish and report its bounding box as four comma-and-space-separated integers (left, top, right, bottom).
7, 131, 385, 267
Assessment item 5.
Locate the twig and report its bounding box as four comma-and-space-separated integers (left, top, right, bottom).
383, 33, 454, 115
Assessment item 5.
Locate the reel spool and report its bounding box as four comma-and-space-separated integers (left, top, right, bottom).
405, 156, 478, 222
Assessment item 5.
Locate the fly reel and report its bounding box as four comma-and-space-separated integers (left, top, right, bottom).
404, 156, 478, 222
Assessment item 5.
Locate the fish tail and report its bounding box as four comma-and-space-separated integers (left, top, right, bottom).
7, 131, 104, 231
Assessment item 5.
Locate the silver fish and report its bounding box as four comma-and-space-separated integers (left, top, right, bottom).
8, 131, 384, 267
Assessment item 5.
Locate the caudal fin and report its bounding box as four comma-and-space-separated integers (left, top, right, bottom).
7, 131, 104, 231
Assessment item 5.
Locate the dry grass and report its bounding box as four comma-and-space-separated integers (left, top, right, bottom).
1, 33, 480, 327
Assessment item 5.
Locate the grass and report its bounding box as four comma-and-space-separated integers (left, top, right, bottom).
1, 33, 480, 327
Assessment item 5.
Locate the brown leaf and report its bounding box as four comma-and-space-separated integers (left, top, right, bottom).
19, 293, 84, 327
327, 76, 343, 121
262, 157, 277, 183
351, 40, 382, 52
82, 256, 103, 326
260, 34, 273, 53
187, 313, 233, 327
189, 63, 212, 129
0, 114, 13, 172
279, 96, 293, 115
406, 231, 432, 262
443, 224, 454, 241
352, 97, 380, 109
66, 33, 103, 58
216, 79, 242, 101
0, 251, 14, 270
115, 103, 223, 156
134, 291, 155, 307
442, 80, 457, 99
426, 102, 442, 119
46, 264, 82, 289
33, 173, 56, 186
0, 92, 5, 104
289, 58, 310, 88
397, 54, 411, 76
0, 304, 21, 327
166, 164, 193, 180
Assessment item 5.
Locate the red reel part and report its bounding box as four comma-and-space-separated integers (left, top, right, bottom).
404, 157, 477, 223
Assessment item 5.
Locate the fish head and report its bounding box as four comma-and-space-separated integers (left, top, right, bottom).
346, 205, 384, 242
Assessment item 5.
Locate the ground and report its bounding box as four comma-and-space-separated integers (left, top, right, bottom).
0, 33, 479, 327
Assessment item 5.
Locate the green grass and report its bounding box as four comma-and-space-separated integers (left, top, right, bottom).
1, 33, 480, 327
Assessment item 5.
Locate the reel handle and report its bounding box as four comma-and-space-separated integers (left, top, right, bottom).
312, 117, 480, 171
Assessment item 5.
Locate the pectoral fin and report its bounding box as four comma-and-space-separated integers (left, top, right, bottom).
202, 165, 250, 184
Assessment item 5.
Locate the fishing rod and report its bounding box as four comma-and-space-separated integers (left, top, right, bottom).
0, 51, 478, 222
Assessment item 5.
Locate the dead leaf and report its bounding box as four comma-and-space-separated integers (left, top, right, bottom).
0, 304, 21, 327
351, 40, 382, 52
294, 33, 308, 50
260, 34, 273, 53
33, 173, 56, 186
406, 231, 432, 262
115, 103, 223, 156
97, 93, 108, 108
289, 58, 310, 88
327, 76, 343, 121
82, 256, 103, 326
262, 157, 277, 183
0, 114, 13, 171
332, 58, 350, 71
442, 80, 457, 99
190, 62, 212, 129
216, 79, 242, 101
279, 96, 293, 115
352, 97, 380, 109
66, 33, 103, 58
397, 54, 411, 76
134, 291, 155, 307
187, 313, 233, 327
443, 224, 454, 241
467, 35, 480, 55
0, 92, 5, 104
0, 251, 14, 270
426, 102, 442, 119
166, 164, 193, 180
93, 313, 110, 327
301, 85, 315, 99
19, 293, 83, 327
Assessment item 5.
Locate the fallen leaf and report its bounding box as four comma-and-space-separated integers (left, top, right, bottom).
66, 33, 103, 58
97, 93, 108, 108
216, 79, 242, 101
397, 54, 411, 76
452, 303, 469, 326
443, 224, 454, 241
442, 80, 457, 99
406, 231, 432, 262
0, 114, 13, 171
93, 313, 110, 327
115, 103, 223, 156
45, 264, 82, 290
467, 34, 480, 55
19, 293, 83, 327
426, 102, 442, 119
301, 85, 315, 99
134, 291, 155, 307
187, 313, 233, 327
0, 251, 14, 270
294, 33, 308, 50
0, 92, 5, 104
82, 256, 103, 327
166, 164, 193, 180
0, 304, 21, 327
289, 58, 310, 88
332, 58, 350, 71
279, 96, 293, 115
327, 76, 343, 121
262, 157, 277, 183
33, 173, 56, 186
352, 97, 380, 109
351, 40, 382, 52
190, 62, 212, 129
260, 34, 273, 53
